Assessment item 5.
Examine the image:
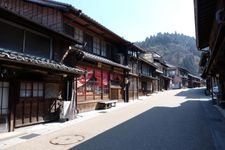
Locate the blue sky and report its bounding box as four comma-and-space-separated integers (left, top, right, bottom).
57, 0, 195, 42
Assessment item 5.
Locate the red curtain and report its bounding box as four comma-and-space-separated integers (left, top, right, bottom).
77, 66, 94, 87
86, 67, 94, 82
103, 71, 108, 86
94, 69, 102, 86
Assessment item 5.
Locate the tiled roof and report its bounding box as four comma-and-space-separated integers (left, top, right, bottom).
160, 75, 172, 80
156, 69, 163, 74
128, 72, 139, 77
188, 73, 201, 79
83, 51, 130, 70
25, 0, 72, 11
139, 57, 157, 68
166, 64, 176, 68
26, 0, 130, 44
0, 48, 85, 75
140, 74, 158, 80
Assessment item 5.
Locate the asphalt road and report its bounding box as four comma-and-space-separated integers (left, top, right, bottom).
5, 88, 225, 150
73, 89, 217, 150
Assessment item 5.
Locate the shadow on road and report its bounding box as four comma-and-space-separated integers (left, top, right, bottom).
71, 90, 223, 150
175, 88, 208, 99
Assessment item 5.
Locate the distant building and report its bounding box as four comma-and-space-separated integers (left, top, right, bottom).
188, 74, 201, 88
138, 52, 158, 96
127, 45, 144, 100
152, 52, 171, 91
167, 66, 189, 89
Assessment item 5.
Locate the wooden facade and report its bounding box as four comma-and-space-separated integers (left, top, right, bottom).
188, 74, 201, 88
0, 0, 66, 33
127, 46, 143, 100
76, 60, 128, 112
0, 0, 84, 133
194, 0, 225, 106
151, 52, 171, 91
167, 66, 189, 89
59, 7, 134, 112
138, 54, 158, 96
0, 0, 203, 132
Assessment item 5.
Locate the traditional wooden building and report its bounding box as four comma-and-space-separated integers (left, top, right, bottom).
194, 0, 225, 105
53, 4, 136, 112
188, 74, 201, 88
152, 52, 171, 91
199, 52, 211, 93
139, 51, 159, 95
0, 0, 85, 132
138, 53, 158, 96
167, 66, 189, 89
127, 45, 145, 100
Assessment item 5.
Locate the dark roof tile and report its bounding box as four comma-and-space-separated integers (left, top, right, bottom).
0, 48, 85, 75
83, 51, 130, 70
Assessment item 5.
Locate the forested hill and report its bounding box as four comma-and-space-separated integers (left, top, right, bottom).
136, 32, 201, 75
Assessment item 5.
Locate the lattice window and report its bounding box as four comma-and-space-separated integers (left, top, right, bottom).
0, 82, 9, 115
74, 27, 83, 43
93, 37, 100, 55
20, 82, 44, 98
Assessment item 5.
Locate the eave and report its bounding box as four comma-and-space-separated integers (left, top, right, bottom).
140, 74, 158, 80
160, 75, 172, 80
139, 57, 157, 68
194, 0, 216, 49
0, 48, 85, 75
82, 51, 130, 70
64, 11, 130, 45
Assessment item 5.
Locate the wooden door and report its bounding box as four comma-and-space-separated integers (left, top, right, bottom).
110, 88, 118, 100
110, 88, 124, 100
15, 98, 60, 127
15, 82, 60, 127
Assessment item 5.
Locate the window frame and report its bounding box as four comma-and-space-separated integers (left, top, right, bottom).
19, 81, 44, 98
93, 37, 101, 55
0, 18, 52, 59
83, 33, 93, 53
77, 66, 109, 101
0, 81, 9, 115
101, 41, 107, 57
24, 30, 51, 59
63, 23, 75, 38
74, 27, 83, 43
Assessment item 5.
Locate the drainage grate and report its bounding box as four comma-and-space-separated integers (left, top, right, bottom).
20, 133, 40, 139
50, 135, 85, 145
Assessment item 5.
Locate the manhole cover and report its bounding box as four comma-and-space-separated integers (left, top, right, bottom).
50, 135, 85, 145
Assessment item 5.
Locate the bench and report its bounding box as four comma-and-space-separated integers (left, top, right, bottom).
98, 100, 118, 109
